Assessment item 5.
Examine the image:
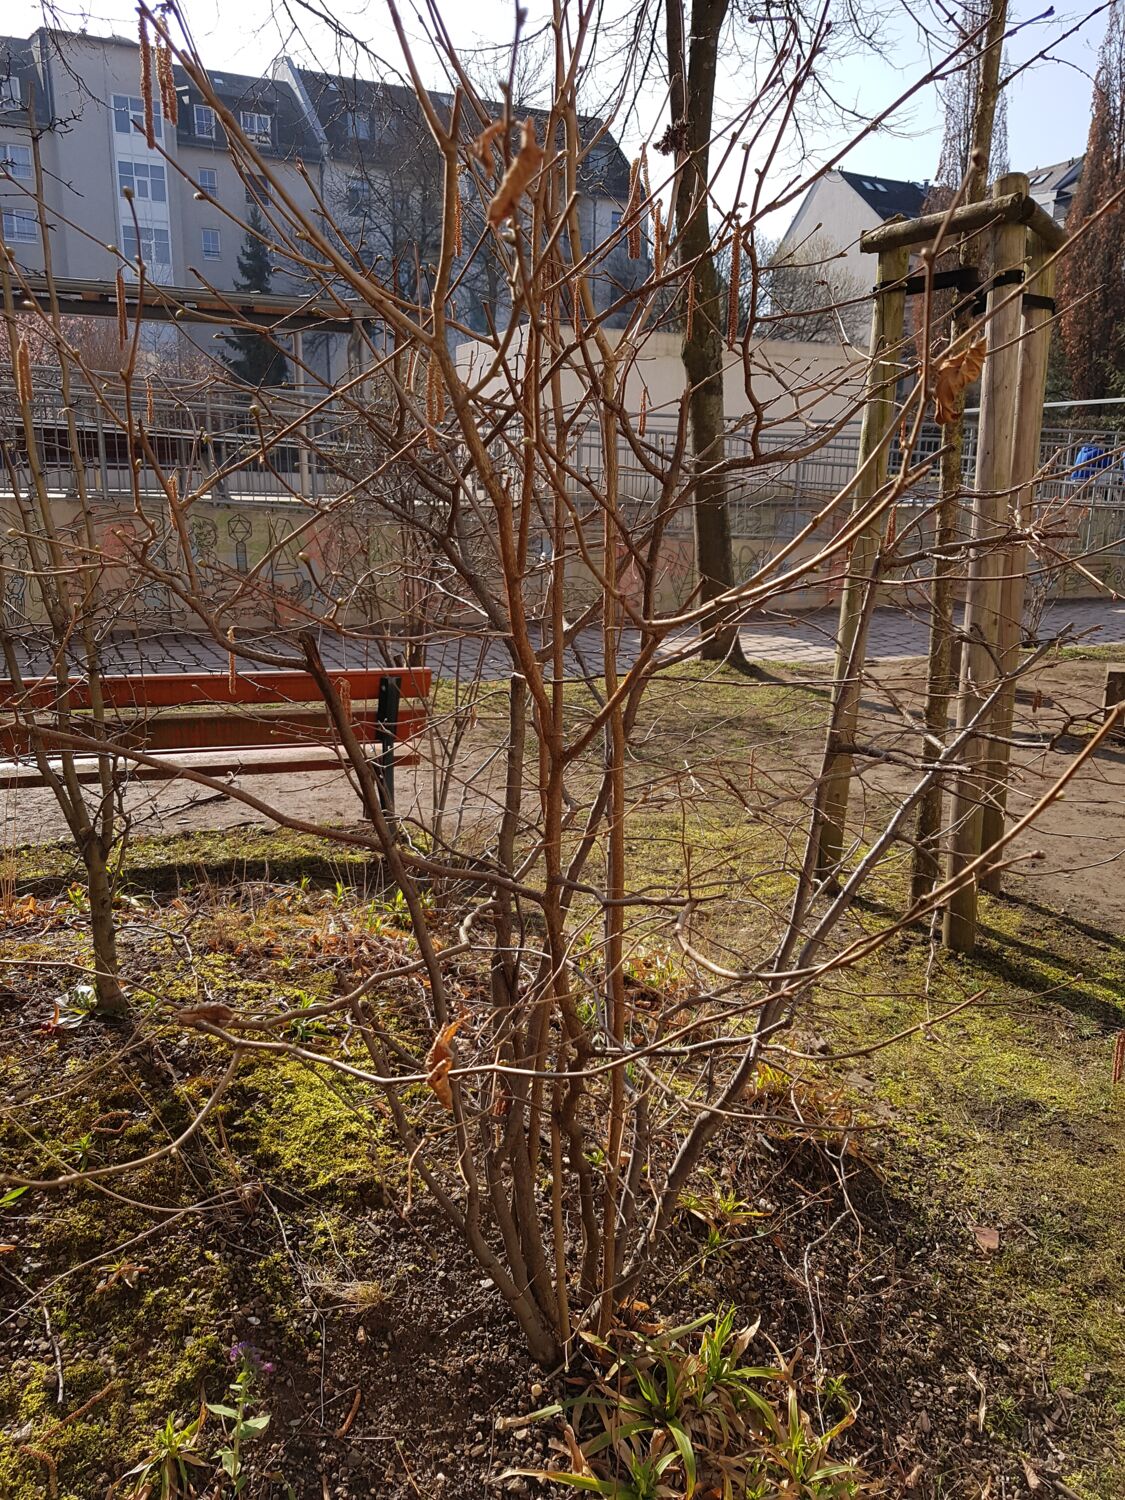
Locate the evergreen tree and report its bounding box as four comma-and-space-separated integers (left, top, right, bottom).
221, 205, 289, 387
1059, 1, 1125, 400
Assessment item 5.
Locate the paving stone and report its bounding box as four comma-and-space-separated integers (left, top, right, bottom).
8, 600, 1125, 680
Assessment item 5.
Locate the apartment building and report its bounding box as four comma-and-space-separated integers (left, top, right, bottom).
0, 28, 639, 370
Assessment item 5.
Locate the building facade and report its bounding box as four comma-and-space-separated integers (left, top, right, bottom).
0, 29, 639, 374
773, 170, 927, 343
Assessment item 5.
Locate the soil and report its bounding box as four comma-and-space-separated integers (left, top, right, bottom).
1, 648, 1123, 1499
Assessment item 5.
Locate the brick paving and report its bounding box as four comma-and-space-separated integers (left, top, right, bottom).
8, 599, 1125, 679
4, 599, 1124, 848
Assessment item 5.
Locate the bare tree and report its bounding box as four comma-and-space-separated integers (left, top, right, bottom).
761, 234, 867, 344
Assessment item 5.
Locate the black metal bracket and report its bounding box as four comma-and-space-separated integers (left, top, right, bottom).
374, 671, 401, 823
873, 266, 981, 297
1022, 292, 1056, 313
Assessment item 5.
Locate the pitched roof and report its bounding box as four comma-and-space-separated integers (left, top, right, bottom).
294, 67, 630, 197
1026, 157, 1083, 194
0, 35, 49, 127
838, 170, 926, 220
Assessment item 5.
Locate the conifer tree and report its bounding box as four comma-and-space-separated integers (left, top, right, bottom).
1059, 1, 1125, 400
221, 205, 289, 387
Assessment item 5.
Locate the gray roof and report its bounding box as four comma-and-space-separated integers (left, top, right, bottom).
296, 67, 630, 197
0, 35, 48, 127
173, 66, 320, 160
1027, 157, 1083, 195
839, 170, 927, 220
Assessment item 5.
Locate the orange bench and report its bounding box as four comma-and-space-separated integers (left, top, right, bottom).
0, 666, 430, 816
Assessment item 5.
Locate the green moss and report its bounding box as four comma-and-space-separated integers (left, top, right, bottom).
228, 1056, 389, 1194
14, 823, 382, 896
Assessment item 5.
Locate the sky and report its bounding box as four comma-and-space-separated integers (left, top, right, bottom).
3, 0, 1109, 212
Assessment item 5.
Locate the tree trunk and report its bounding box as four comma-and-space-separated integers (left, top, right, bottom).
85, 839, 127, 1016
666, 0, 756, 671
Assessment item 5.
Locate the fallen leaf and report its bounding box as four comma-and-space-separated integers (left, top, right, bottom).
932, 336, 986, 425
487, 118, 544, 227
425, 1015, 465, 1110
972, 1224, 1001, 1253
175, 1003, 236, 1027
561, 1421, 591, 1475
1022, 1458, 1042, 1491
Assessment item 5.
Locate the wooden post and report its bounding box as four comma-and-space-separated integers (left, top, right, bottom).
815, 242, 910, 877
293, 329, 312, 498
943, 173, 1029, 951
978, 233, 1056, 891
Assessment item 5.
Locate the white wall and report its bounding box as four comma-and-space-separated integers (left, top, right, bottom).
775, 172, 881, 304
455, 325, 864, 433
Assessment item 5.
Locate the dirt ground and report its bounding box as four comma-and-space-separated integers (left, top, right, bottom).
849, 651, 1125, 933
2, 649, 1124, 1498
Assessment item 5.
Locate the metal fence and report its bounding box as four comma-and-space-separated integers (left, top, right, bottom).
3, 369, 1125, 597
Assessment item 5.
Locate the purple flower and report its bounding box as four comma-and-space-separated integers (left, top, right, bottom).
229, 1340, 274, 1373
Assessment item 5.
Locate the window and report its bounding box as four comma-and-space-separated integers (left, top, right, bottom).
198, 167, 217, 194
112, 94, 162, 140
610, 209, 623, 241
2, 207, 36, 242
347, 177, 371, 213
117, 159, 166, 202
239, 109, 272, 142
0, 78, 21, 111
193, 104, 216, 139
245, 172, 269, 205
345, 109, 370, 141
122, 222, 172, 267
0, 142, 31, 181
201, 227, 221, 259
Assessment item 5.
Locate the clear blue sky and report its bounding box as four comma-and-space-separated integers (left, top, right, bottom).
5, 0, 1105, 189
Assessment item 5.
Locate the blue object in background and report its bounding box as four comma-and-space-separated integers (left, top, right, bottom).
1070, 444, 1112, 481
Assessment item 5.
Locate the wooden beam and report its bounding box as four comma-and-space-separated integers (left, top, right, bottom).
814, 241, 910, 878
11, 274, 368, 332
943, 175, 1030, 952
0, 667, 431, 712
978, 236, 1057, 890
859, 189, 1066, 257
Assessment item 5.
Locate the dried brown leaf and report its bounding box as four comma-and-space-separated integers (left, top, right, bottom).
487, 118, 544, 227
425, 1015, 465, 1109
972, 1223, 1001, 1253
175, 1002, 237, 1027
932, 336, 986, 425
472, 119, 506, 164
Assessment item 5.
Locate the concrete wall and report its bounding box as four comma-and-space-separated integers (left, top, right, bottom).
455, 326, 866, 432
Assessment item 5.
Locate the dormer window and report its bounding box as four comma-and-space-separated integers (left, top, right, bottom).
0, 78, 21, 112
345, 110, 370, 141
194, 104, 216, 139
239, 109, 273, 144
